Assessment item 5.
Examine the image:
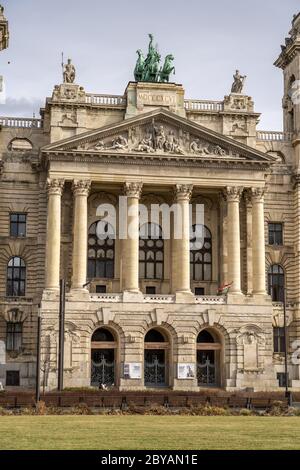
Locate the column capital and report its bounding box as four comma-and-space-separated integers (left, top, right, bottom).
174, 184, 193, 202
223, 186, 243, 202
124, 181, 143, 198
46, 178, 64, 196
251, 187, 265, 203
72, 179, 91, 197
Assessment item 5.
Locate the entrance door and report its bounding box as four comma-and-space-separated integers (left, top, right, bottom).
196, 329, 221, 387
144, 328, 169, 387
144, 349, 166, 386
197, 350, 216, 386
91, 349, 115, 387
91, 327, 116, 387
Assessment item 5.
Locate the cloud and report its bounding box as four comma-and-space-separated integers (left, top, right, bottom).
0, 97, 44, 117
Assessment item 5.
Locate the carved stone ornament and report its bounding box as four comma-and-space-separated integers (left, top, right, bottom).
72, 179, 91, 197
83, 120, 232, 158
46, 179, 65, 196
251, 187, 265, 202
124, 182, 143, 198
223, 186, 243, 202
174, 184, 193, 202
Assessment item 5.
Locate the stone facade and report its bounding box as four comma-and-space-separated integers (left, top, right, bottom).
1, 14, 300, 392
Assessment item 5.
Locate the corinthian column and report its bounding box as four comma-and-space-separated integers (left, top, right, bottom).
173, 184, 193, 294
122, 182, 143, 293
71, 180, 91, 290
45, 179, 64, 290
224, 186, 243, 294
251, 187, 266, 295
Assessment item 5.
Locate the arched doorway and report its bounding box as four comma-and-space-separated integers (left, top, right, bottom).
144, 328, 169, 387
197, 329, 221, 387
91, 328, 116, 387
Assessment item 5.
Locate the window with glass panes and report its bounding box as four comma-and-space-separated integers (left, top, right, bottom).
268, 223, 283, 246
139, 223, 164, 279
268, 264, 284, 302
190, 225, 212, 281
6, 322, 22, 352
10, 213, 26, 237
273, 327, 285, 353
88, 222, 115, 279
6, 257, 26, 297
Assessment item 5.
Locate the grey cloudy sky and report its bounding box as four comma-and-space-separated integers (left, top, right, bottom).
0, 0, 299, 130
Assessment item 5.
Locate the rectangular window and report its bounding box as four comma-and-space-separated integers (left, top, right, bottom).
273, 327, 285, 353
96, 285, 106, 293
6, 370, 20, 386
277, 372, 288, 388
268, 223, 283, 246
146, 286, 156, 295
195, 287, 205, 296
10, 213, 27, 237
6, 322, 22, 352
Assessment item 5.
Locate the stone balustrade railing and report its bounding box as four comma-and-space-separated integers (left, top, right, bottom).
90, 293, 226, 304
184, 100, 224, 112
143, 294, 175, 303
85, 94, 126, 107
90, 293, 122, 302
0, 117, 42, 128
256, 130, 293, 142
195, 295, 226, 304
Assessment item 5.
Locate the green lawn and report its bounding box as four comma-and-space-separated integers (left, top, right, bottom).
0, 416, 299, 450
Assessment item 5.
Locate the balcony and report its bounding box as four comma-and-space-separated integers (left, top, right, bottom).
89, 293, 226, 304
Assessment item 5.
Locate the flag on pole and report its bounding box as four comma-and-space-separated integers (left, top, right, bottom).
217, 282, 233, 296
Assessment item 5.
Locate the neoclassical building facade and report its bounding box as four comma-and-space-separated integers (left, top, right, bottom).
1, 13, 300, 392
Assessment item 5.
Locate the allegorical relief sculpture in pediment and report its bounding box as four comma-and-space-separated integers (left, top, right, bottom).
77, 120, 238, 158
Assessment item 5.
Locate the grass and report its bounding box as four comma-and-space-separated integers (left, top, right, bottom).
0, 416, 300, 450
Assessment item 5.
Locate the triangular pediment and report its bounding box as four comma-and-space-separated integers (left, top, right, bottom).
42, 108, 276, 164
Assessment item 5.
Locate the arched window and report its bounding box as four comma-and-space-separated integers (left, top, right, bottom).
144, 328, 169, 386
88, 221, 115, 279
268, 264, 285, 302
7, 257, 26, 297
190, 225, 212, 281
139, 223, 164, 279
91, 328, 117, 387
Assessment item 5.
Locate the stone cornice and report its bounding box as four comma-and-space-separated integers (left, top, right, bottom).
42, 150, 270, 171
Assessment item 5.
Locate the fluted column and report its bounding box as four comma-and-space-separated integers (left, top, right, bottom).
45, 179, 64, 290
122, 182, 143, 292
71, 180, 91, 290
251, 187, 266, 295
173, 184, 193, 293
224, 186, 243, 294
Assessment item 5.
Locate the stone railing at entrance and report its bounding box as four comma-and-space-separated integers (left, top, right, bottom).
184, 100, 224, 112
256, 130, 293, 142
0, 117, 43, 128
85, 94, 126, 107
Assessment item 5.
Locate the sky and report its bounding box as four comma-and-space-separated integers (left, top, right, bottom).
0, 0, 299, 130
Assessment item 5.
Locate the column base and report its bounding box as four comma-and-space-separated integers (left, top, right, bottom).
123, 290, 144, 303
227, 292, 244, 304
42, 288, 60, 301
68, 288, 90, 301
175, 291, 195, 304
